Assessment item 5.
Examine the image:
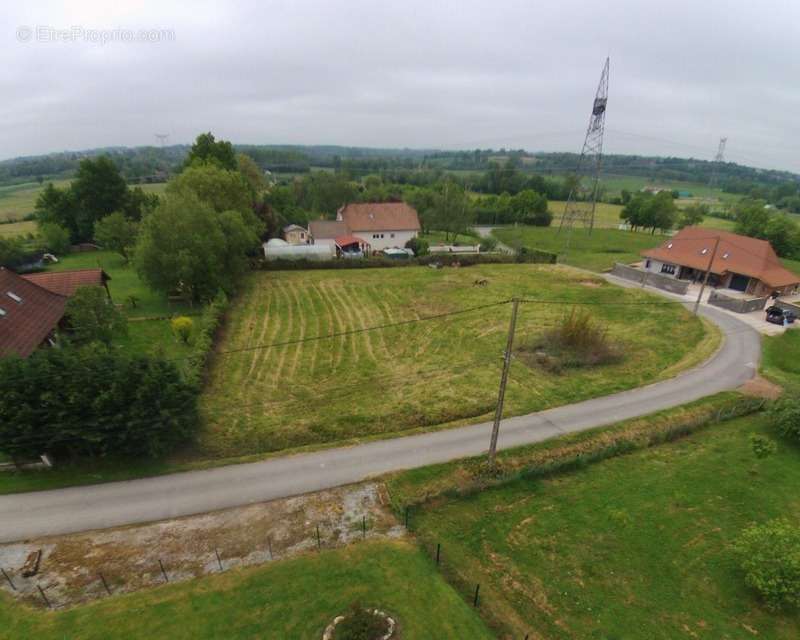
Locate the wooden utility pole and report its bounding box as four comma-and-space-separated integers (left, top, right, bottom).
693, 236, 721, 315
488, 298, 520, 467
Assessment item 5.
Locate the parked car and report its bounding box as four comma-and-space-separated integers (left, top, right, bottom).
765, 305, 797, 325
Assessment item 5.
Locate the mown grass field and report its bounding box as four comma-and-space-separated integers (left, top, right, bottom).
0, 180, 71, 221
492, 226, 665, 271
0, 220, 37, 238
762, 329, 800, 389
549, 200, 624, 229
0, 540, 492, 640
199, 265, 706, 457
410, 414, 800, 639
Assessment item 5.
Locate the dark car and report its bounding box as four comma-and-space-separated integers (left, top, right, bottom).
765, 305, 796, 326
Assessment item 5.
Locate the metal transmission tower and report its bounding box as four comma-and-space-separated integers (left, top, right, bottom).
708, 137, 727, 187
154, 133, 170, 147
558, 57, 610, 236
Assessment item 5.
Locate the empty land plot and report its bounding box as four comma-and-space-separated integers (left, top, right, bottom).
0, 180, 70, 222
199, 265, 706, 457
411, 415, 800, 639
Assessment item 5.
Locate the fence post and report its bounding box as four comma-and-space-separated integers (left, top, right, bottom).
316, 525, 321, 550
1, 568, 15, 591
214, 548, 223, 572
362, 515, 366, 540
404, 506, 410, 529
436, 543, 441, 566
473, 583, 480, 607
268, 536, 274, 560
37, 585, 51, 608
158, 559, 169, 583
99, 572, 112, 596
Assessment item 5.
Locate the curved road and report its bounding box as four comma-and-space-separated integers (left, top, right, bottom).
0, 302, 759, 543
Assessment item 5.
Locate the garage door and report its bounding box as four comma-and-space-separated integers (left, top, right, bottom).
729, 273, 750, 292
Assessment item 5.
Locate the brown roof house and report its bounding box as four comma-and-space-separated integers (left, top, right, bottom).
336, 202, 421, 251
641, 227, 800, 298
0, 268, 112, 358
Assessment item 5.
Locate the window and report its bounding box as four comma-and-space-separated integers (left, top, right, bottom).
645, 259, 651, 269
300, 233, 305, 239
660, 263, 676, 275
722, 252, 729, 259
701, 248, 708, 255
390, 233, 395, 238
7, 292, 21, 303
667, 242, 673, 249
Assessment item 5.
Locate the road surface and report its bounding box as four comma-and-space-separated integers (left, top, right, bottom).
0, 304, 759, 542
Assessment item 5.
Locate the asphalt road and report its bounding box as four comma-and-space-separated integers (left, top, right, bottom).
0, 303, 760, 543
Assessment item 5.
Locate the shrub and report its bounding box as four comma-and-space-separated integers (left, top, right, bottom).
405, 236, 429, 256
479, 236, 498, 252
523, 208, 553, 227
750, 434, 777, 458
38, 222, 72, 255
518, 308, 622, 372
65, 285, 127, 346
333, 603, 390, 640
733, 519, 800, 610
769, 397, 800, 441
171, 316, 194, 344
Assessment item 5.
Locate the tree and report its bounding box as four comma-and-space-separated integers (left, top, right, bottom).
404, 236, 429, 256
734, 200, 770, 239
122, 186, 160, 221
0, 237, 26, 268
135, 191, 259, 301
512, 189, 550, 226
37, 222, 71, 254
0, 345, 198, 460
94, 212, 139, 262
406, 187, 437, 233
733, 519, 800, 610
769, 396, 800, 441
677, 203, 708, 229
35, 182, 79, 239
764, 214, 800, 258
183, 132, 237, 171
432, 179, 475, 241
237, 153, 267, 197
71, 156, 130, 239
65, 285, 127, 346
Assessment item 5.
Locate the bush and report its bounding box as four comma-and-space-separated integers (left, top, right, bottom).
523, 209, 553, 227
769, 397, 800, 441
405, 236, 429, 256
518, 308, 622, 372
733, 519, 800, 610
171, 316, 194, 344
333, 603, 390, 640
38, 222, 72, 255
65, 285, 127, 346
750, 434, 777, 458
479, 236, 498, 252
0, 345, 198, 460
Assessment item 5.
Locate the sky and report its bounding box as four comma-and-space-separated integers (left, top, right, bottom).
2, 0, 800, 172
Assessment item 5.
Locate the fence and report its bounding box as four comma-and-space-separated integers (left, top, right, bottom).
610, 262, 690, 295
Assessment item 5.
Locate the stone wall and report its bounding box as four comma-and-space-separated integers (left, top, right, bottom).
708, 291, 769, 314
611, 263, 690, 295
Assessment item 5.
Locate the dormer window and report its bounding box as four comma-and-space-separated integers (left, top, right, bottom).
722, 252, 730, 259
667, 243, 673, 249
7, 291, 21, 303
701, 248, 708, 255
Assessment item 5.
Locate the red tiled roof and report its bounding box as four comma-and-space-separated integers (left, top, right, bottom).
642, 227, 800, 289
0, 268, 67, 358
308, 220, 348, 240
338, 202, 421, 232
21, 268, 109, 297
334, 235, 369, 247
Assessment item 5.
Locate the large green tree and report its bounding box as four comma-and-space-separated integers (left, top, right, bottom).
183, 132, 237, 171
94, 212, 139, 262
65, 285, 127, 346
135, 191, 259, 301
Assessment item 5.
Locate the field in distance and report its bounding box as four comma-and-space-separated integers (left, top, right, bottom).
199, 264, 707, 458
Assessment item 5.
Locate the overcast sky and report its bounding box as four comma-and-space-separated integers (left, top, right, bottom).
3, 0, 799, 171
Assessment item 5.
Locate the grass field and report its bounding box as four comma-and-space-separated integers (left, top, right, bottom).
0, 180, 71, 222
762, 330, 800, 389
0, 540, 492, 640
549, 200, 624, 229
492, 226, 665, 271
199, 265, 706, 457
411, 414, 800, 639
0, 220, 37, 238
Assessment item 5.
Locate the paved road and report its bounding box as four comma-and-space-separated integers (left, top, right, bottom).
0, 304, 759, 543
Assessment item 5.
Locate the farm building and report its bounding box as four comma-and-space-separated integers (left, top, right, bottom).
282, 224, 310, 245
641, 227, 800, 297
0, 267, 113, 358
336, 202, 421, 251
308, 220, 348, 248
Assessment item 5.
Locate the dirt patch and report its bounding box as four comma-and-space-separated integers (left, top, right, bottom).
579, 280, 603, 288
0, 482, 403, 609
739, 376, 783, 400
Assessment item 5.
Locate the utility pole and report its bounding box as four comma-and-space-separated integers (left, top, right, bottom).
488, 298, 520, 467
693, 236, 721, 315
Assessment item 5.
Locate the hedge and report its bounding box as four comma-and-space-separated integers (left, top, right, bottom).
257, 250, 556, 271
180, 290, 228, 386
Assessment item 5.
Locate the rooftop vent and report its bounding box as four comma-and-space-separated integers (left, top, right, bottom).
667, 243, 673, 249
7, 291, 21, 303
701, 248, 708, 255
722, 252, 730, 259
0, 307, 6, 317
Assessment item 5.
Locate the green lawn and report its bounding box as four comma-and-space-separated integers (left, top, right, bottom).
0, 540, 492, 640
492, 226, 665, 272
549, 200, 624, 229
199, 265, 707, 458
411, 415, 800, 639
762, 330, 800, 389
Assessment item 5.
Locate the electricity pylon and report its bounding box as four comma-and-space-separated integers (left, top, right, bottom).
558, 57, 610, 236
708, 137, 727, 187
